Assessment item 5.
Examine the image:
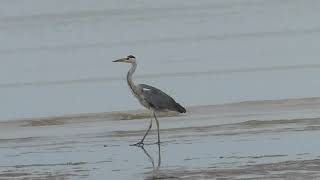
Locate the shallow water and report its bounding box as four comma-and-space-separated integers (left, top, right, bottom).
1, 0, 320, 179
1, 98, 320, 179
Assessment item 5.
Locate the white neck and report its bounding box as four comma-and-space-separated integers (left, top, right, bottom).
126, 61, 139, 96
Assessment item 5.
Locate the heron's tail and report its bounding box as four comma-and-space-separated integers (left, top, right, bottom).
175, 103, 186, 113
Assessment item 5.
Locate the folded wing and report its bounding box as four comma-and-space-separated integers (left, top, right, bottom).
139, 84, 186, 113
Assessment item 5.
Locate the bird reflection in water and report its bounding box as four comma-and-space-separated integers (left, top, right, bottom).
140, 143, 161, 171
137, 144, 177, 179
138, 143, 162, 179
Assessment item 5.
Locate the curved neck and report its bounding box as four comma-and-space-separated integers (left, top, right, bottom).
127, 62, 139, 95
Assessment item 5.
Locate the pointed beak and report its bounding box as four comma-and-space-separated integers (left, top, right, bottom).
113, 58, 127, 63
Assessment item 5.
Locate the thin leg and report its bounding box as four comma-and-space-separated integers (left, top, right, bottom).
154, 112, 160, 144
130, 114, 153, 146
140, 118, 153, 143
156, 141, 161, 170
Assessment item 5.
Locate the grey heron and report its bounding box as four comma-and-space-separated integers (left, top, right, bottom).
113, 55, 186, 146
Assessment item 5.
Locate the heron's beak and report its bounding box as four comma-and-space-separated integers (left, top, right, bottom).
113, 58, 127, 63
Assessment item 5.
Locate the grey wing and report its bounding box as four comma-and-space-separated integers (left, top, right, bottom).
138, 84, 186, 113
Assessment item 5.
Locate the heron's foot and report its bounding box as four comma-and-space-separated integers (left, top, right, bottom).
130, 141, 144, 147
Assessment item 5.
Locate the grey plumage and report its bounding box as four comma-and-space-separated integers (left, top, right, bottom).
113, 55, 186, 146
138, 84, 186, 113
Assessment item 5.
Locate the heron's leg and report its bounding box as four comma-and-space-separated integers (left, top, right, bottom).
140, 118, 153, 143
130, 115, 153, 146
154, 112, 161, 144
156, 141, 161, 170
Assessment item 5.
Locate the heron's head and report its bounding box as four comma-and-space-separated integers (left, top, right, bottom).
113, 55, 136, 64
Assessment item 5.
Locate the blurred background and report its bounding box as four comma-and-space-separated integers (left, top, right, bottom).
1, 0, 320, 120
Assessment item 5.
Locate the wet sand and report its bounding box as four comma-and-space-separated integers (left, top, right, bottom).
1, 97, 320, 179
